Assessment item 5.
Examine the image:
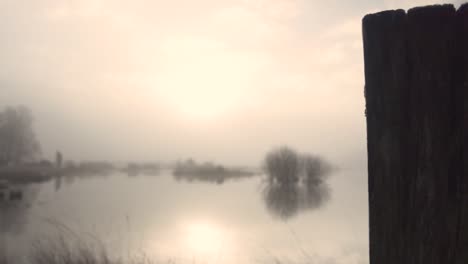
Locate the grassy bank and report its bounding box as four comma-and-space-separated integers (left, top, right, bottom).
0, 166, 54, 184
0, 233, 305, 264
1, 235, 157, 264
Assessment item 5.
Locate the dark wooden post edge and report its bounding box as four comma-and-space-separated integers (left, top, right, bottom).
363, 3, 468, 264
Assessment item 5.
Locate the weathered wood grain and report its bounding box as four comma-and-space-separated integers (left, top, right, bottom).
363, 4, 468, 264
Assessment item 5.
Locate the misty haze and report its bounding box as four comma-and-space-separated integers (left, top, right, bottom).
3, 0, 463, 264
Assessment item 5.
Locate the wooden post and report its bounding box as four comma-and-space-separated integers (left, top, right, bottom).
363, 3, 468, 264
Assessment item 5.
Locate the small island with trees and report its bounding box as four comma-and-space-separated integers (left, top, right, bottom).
173, 158, 257, 184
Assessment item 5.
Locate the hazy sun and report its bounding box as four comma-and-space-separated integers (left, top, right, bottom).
150, 36, 258, 120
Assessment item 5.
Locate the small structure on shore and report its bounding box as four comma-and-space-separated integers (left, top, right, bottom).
56, 151, 63, 169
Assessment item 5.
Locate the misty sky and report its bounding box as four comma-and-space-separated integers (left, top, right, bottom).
0, 0, 465, 166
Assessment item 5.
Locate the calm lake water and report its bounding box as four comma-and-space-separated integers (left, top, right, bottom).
1, 169, 368, 264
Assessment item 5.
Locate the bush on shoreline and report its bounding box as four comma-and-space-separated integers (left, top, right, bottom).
264, 146, 333, 185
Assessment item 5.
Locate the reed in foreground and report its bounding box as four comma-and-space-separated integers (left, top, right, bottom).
0, 233, 157, 264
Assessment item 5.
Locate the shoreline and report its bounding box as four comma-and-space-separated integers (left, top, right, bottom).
0, 166, 55, 184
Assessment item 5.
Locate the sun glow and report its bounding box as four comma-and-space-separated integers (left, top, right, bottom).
150, 36, 259, 120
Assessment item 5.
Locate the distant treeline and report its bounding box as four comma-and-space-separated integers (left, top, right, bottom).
60, 160, 161, 177
173, 159, 257, 184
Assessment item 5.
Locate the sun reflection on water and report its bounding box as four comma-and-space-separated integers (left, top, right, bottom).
144, 219, 240, 263
182, 220, 232, 257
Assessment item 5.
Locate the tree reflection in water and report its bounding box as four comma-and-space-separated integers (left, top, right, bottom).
262, 147, 332, 220
262, 178, 330, 220
263, 183, 300, 220
0, 183, 39, 261
0, 184, 38, 234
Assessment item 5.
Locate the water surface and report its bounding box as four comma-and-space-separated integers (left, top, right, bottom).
1, 169, 368, 264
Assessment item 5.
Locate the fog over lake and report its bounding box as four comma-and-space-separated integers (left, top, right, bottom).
1, 168, 367, 264
1, 0, 465, 264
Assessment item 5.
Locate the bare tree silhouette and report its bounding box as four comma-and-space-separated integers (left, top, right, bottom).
0, 106, 41, 165
264, 146, 300, 185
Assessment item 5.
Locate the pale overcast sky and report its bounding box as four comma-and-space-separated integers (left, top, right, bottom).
0, 0, 465, 165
